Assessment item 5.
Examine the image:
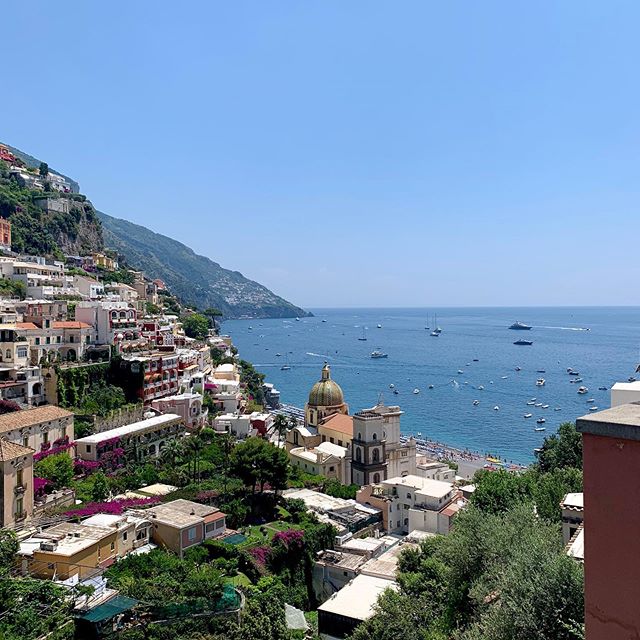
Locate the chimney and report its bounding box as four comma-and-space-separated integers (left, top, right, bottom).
576, 402, 640, 638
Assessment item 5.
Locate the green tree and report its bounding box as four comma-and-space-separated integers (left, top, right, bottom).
535, 422, 583, 472
531, 466, 583, 522
229, 437, 290, 494
39, 162, 49, 177
34, 453, 74, 489
181, 313, 210, 340
0, 529, 18, 574
470, 469, 533, 515
91, 471, 110, 501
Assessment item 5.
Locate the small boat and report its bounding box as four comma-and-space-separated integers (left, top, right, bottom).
569, 371, 580, 376
370, 350, 388, 359
501, 375, 508, 379
535, 402, 543, 407
598, 386, 608, 391
578, 386, 588, 394
295, 317, 300, 321
589, 406, 599, 411
537, 417, 546, 424
321, 319, 327, 323
458, 369, 464, 375
541, 404, 549, 409
509, 321, 532, 330
536, 378, 545, 386
377, 324, 382, 328
430, 331, 439, 337
463, 381, 469, 385
417, 432, 422, 437
466, 363, 471, 366
413, 388, 420, 394
478, 385, 485, 390
537, 369, 546, 373
567, 367, 574, 373
514, 339, 533, 346
389, 384, 395, 389
527, 401, 535, 406
393, 389, 399, 395
473, 400, 480, 406
358, 327, 367, 341
493, 406, 500, 411
280, 364, 291, 371
534, 427, 546, 432
427, 384, 433, 389
629, 377, 637, 383
530, 397, 537, 401
524, 413, 532, 418
515, 366, 521, 371
473, 358, 479, 362
586, 398, 595, 403
248, 326, 253, 330
574, 378, 583, 383
275, 353, 282, 357
554, 407, 562, 411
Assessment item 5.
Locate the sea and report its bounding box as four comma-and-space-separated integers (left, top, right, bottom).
222, 307, 640, 463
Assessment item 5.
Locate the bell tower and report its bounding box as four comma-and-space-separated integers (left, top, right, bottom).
351, 411, 387, 486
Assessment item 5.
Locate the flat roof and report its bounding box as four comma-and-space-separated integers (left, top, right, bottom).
74, 413, 181, 444
32, 522, 115, 556
316, 441, 349, 458
134, 499, 219, 529
577, 402, 640, 441
318, 574, 398, 621
283, 488, 353, 513
561, 492, 584, 510
382, 475, 454, 499
360, 543, 408, 580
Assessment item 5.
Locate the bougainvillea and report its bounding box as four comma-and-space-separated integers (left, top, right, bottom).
248, 545, 271, 565
64, 497, 159, 519
272, 529, 305, 549
34, 442, 74, 461
33, 477, 50, 498
195, 490, 219, 504
74, 459, 100, 474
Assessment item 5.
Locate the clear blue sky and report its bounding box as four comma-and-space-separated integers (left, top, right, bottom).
3, 2, 640, 308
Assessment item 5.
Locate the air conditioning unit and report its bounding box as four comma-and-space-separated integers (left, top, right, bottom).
40, 541, 58, 552
335, 532, 353, 546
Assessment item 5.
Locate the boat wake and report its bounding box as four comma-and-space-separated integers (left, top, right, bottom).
306, 352, 332, 359
538, 325, 590, 331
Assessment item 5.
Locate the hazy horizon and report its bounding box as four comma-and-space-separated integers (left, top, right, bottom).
4, 2, 640, 309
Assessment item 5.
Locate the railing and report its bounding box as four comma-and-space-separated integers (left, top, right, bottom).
14, 484, 26, 495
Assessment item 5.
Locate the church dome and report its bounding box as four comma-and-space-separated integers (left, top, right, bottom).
308, 363, 344, 407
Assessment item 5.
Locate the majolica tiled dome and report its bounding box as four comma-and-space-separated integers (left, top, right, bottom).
308, 363, 344, 407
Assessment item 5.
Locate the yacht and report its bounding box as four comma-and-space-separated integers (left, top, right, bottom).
536, 417, 546, 424
515, 366, 522, 371
477, 385, 485, 390
535, 402, 543, 407
514, 339, 533, 346
473, 400, 480, 406
370, 350, 388, 359
527, 401, 535, 406
413, 388, 420, 394
493, 406, 500, 411
524, 413, 532, 418
377, 324, 382, 328
541, 404, 549, 409
509, 321, 532, 330
577, 386, 588, 394
430, 331, 439, 337
536, 378, 545, 386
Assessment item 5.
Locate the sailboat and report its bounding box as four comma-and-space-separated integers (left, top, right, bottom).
433, 313, 442, 335
280, 354, 291, 371
358, 327, 367, 341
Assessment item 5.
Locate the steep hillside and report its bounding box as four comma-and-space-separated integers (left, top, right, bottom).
98, 211, 309, 319
0, 166, 102, 257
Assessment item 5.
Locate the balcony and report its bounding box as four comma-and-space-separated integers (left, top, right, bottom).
14, 511, 27, 522
14, 484, 26, 495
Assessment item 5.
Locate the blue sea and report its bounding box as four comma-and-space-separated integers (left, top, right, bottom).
223, 307, 640, 463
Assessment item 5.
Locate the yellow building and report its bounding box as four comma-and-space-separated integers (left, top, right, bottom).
92, 252, 118, 271
305, 364, 349, 428
0, 439, 34, 528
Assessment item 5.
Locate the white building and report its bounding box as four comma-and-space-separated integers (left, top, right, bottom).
561, 492, 584, 546
73, 275, 105, 300
289, 441, 351, 484
611, 381, 640, 407
75, 301, 138, 344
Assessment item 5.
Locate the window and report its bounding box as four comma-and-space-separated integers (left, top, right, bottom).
330, 437, 334, 443
56, 336, 61, 344
17, 347, 27, 358
358, 432, 361, 440
15, 497, 23, 517
46, 337, 51, 344
404, 518, 409, 526
338, 440, 342, 447
373, 472, 380, 484
188, 527, 196, 541
35, 337, 40, 345
5, 349, 9, 359
407, 492, 411, 499
23, 435, 29, 447
355, 448, 362, 462
397, 520, 400, 528
329, 466, 335, 472
42, 430, 49, 444
86, 445, 91, 453
373, 448, 380, 462
17, 468, 23, 487
372, 433, 377, 440
70, 335, 75, 343
123, 532, 128, 541
343, 571, 348, 577
110, 542, 115, 552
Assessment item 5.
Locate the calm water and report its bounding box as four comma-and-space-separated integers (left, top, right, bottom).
223, 308, 640, 463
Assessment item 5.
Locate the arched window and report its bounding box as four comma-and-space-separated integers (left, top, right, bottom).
373, 472, 380, 484
355, 447, 362, 462
5, 349, 10, 359
358, 432, 361, 441
373, 448, 380, 462
372, 433, 377, 441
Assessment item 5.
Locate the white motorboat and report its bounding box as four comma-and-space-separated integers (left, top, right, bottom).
536, 417, 546, 424
428, 384, 434, 389
389, 384, 395, 388
493, 406, 500, 411
458, 369, 464, 375
589, 406, 599, 411
586, 398, 595, 403
478, 385, 485, 390
527, 401, 535, 406
377, 324, 382, 328
536, 378, 545, 386
524, 413, 532, 418
413, 388, 420, 394
578, 386, 588, 394
280, 365, 291, 371
534, 427, 546, 432
535, 402, 543, 407
554, 407, 562, 411
371, 350, 388, 359
473, 400, 480, 406
541, 404, 549, 409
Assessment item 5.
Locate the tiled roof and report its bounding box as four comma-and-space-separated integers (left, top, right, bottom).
0, 406, 73, 434
52, 321, 93, 329
320, 413, 354, 436
15, 322, 38, 330
0, 438, 34, 461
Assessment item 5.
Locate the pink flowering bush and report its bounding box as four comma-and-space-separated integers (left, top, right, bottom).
33, 477, 50, 498
248, 545, 271, 565
74, 459, 100, 475
34, 442, 74, 462
273, 529, 305, 549
64, 497, 159, 519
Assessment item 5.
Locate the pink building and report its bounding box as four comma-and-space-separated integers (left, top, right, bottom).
151, 392, 208, 432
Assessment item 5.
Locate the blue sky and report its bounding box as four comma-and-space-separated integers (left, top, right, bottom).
2, 2, 640, 308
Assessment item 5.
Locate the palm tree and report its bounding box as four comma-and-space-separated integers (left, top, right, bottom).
185, 436, 205, 483
160, 439, 183, 468
273, 414, 290, 448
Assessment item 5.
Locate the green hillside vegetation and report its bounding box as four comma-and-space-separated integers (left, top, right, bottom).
0, 160, 102, 257
98, 210, 310, 319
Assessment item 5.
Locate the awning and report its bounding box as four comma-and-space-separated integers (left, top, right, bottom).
77, 594, 138, 623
